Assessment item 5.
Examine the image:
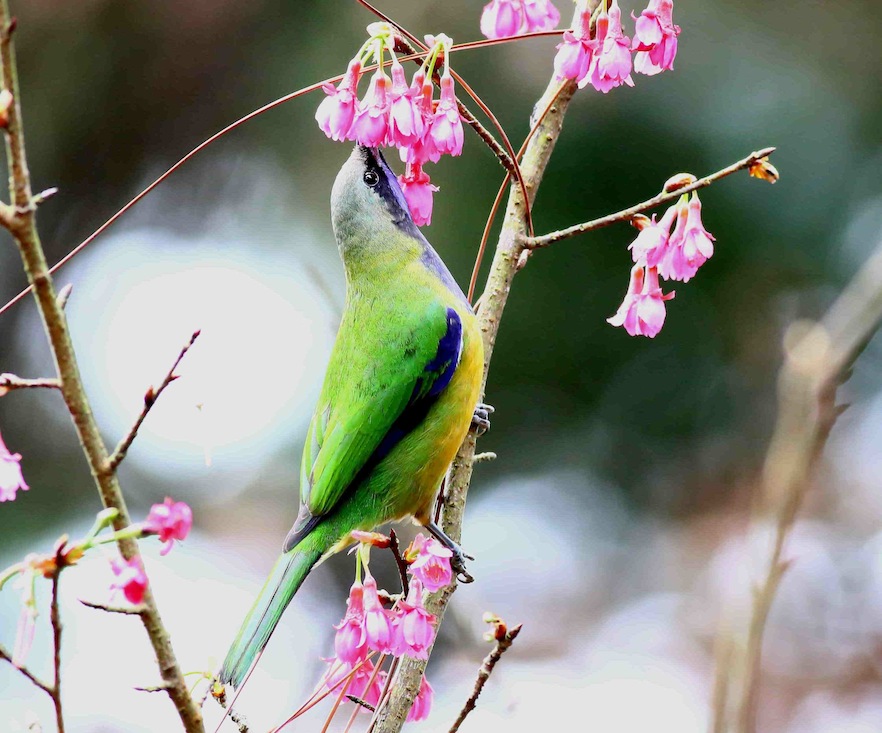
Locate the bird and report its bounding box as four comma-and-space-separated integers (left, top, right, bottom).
219, 144, 486, 689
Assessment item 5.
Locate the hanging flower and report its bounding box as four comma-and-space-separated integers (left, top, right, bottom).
407, 535, 453, 592
607, 264, 674, 338
0, 427, 28, 502
585, 0, 635, 93
628, 205, 678, 268
429, 74, 464, 158
398, 164, 438, 227
658, 193, 715, 282
350, 68, 391, 147
632, 0, 680, 76
315, 58, 362, 142
392, 579, 436, 659
110, 557, 148, 604
407, 674, 434, 722
334, 581, 369, 664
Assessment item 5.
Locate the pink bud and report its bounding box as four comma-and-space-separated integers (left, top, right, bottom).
0, 427, 28, 502
143, 497, 193, 555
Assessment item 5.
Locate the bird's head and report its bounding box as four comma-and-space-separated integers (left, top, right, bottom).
330, 145, 421, 251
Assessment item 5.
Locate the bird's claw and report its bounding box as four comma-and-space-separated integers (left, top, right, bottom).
451, 548, 475, 584
470, 402, 494, 436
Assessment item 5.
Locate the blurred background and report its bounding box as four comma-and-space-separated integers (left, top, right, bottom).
2, 0, 882, 730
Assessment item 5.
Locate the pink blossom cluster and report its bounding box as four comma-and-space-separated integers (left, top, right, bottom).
0, 426, 28, 502
608, 191, 715, 337
321, 533, 453, 721
480, 0, 561, 39
554, 0, 680, 93
110, 497, 194, 604
316, 32, 464, 227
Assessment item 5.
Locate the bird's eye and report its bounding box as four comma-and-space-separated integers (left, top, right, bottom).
363, 169, 380, 187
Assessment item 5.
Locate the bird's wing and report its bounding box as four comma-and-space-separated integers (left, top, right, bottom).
285, 301, 463, 551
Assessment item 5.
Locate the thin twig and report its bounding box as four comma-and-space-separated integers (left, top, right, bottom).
79, 598, 147, 615
0, 4, 204, 729
135, 683, 173, 693
0, 643, 54, 696
345, 695, 376, 712
49, 559, 65, 733
387, 530, 410, 597
717, 240, 882, 733
0, 374, 61, 392
449, 623, 522, 733
525, 147, 776, 249
106, 329, 200, 472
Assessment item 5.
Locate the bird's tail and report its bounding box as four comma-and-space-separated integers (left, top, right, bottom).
219, 542, 322, 688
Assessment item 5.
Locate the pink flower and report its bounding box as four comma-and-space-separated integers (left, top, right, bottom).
335, 581, 369, 664
0, 428, 28, 502
429, 75, 463, 158
523, 0, 561, 32
398, 164, 438, 227
480, 0, 523, 39
143, 497, 192, 555
658, 193, 714, 282
392, 579, 436, 659
585, 0, 635, 93
400, 69, 439, 165
553, 7, 595, 82
110, 557, 148, 604
315, 59, 362, 142
351, 69, 391, 147
607, 264, 674, 338
387, 60, 424, 150
362, 573, 395, 654
408, 535, 453, 592
324, 658, 386, 710
628, 205, 678, 267
632, 0, 680, 76
407, 674, 434, 722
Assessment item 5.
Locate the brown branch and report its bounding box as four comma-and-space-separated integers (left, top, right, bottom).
0, 373, 61, 393
107, 329, 200, 472
0, 4, 203, 730
449, 621, 522, 733
525, 147, 777, 249
0, 643, 54, 696
372, 1, 592, 726
80, 598, 147, 615
715, 241, 882, 733
50, 569, 65, 733
387, 529, 409, 597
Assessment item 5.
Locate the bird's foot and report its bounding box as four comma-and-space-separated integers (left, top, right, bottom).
470, 402, 494, 436
424, 520, 475, 584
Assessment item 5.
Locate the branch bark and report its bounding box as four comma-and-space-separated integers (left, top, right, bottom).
525, 147, 776, 249
0, 3, 203, 731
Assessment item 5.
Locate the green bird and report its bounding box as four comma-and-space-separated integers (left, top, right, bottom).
219, 145, 486, 688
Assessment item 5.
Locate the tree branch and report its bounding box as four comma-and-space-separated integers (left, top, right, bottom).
525, 147, 776, 249
50, 569, 65, 733
0, 4, 203, 730
0, 643, 54, 696
107, 329, 200, 472
449, 620, 522, 733
715, 240, 882, 733
0, 373, 61, 393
